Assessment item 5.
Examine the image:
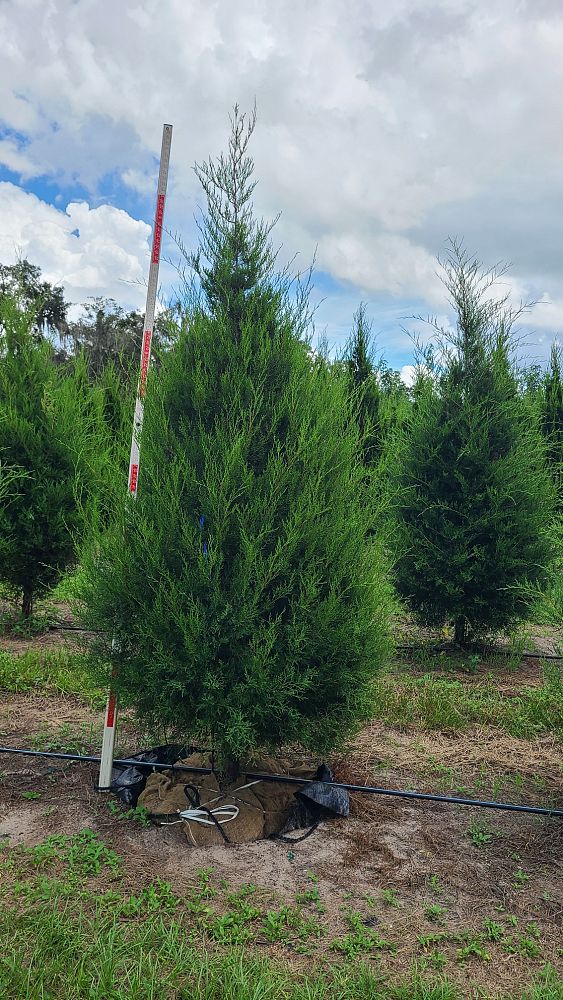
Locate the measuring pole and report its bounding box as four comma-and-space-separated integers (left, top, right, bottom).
98, 123, 173, 791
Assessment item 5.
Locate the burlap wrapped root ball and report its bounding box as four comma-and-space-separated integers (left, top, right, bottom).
138, 753, 316, 846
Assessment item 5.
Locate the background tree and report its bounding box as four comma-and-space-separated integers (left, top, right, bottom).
0, 259, 67, 342
393, 244, 555, 645
540, 342, 563, 501
0, 297, 92, 616
78, 108, 393, 776
340, 305, 411, 492
67, 297, 176, 378
343, 304, 384, 469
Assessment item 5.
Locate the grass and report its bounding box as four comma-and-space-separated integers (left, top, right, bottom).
49, 567, 85, 604
0, 832, 561, 1000
371, 665, 563, 740
532, 562, 563, 628
0, 648, 104, 705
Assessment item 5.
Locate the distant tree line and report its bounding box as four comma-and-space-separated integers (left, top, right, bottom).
0, 258, 176, 374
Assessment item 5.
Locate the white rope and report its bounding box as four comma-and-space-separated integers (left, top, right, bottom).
179, 804, 239, 826
153, 780, 263, 827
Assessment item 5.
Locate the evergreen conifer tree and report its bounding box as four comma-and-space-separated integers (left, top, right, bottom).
540, 342, 563, 500
344, 304, 383, 469
0, 297, 89, 616
394, 244, 555, 644
78, 109, 393, 773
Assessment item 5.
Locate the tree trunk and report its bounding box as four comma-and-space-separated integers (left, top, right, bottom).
21, 589, 33, 619
218, 754, 242, 790
454, 617, 468, 646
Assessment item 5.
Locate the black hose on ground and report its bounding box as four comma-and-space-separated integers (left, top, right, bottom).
0, 746, 561, 818
0, 747, 213, 776
394, 644, 563, 661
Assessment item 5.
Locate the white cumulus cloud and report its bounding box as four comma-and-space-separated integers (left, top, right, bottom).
0, 182, 151, 308
400, 364, 417, 388
1, 0, 563, 359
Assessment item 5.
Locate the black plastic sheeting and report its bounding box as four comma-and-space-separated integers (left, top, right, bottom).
297, 778, 350, 818
111, 745, 199, 806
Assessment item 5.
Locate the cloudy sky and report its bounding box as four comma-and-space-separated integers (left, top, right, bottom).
1, 0, 562, 374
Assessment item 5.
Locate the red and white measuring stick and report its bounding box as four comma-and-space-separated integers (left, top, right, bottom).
98, 123, 173, 791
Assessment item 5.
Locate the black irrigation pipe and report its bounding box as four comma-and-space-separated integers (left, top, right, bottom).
245, 771, 563, 818
0, 747, 213, 776
394, 644, 563, 661
0, 746, 561, 818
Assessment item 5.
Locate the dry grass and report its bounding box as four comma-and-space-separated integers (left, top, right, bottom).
345, 722, 563, 792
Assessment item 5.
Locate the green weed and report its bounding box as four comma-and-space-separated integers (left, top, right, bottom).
427, 874, 444, 895
381, 888, 400, 907
518, 936, 542, 959
26, 829, 121, 877
468, 821, 493, 847
331, 909, 395, 959
107, 800, 151, 828
513, 868, 531, 888
456, 937, 491, 962
428, 950, 448, 970
424, 903, 446, 923
483, 918, 504, 942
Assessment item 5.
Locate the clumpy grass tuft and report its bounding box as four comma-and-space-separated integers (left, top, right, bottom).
372, 668, 563, 740
0, 648, 104, 705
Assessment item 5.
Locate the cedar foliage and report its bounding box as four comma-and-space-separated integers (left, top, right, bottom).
344, 304, 383, 469
78, 108, 393, 767
342, 305, 410, 481
540, 342, 563, 501
0, 297, 87, 615
394, 244, 555, 644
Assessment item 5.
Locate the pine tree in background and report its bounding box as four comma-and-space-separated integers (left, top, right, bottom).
344, 304, 383, 468
394, 244, 555, 645
67, 355, 134, 536
0, 297, 91, 616
540, 342, 563, 501
78, 108, 394, 774
342, 305, 411, 481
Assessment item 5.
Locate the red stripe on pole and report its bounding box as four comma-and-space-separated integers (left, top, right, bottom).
139, 329, 153, 397
106, 692, 117, 729
99, 124, 172, 793
152, 193, 165, 264
129, 464, 139, 493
